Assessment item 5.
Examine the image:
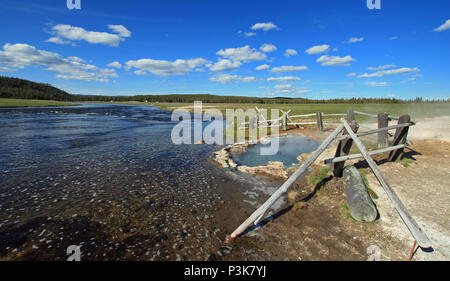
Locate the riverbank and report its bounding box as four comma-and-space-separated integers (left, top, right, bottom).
218, 118, 450, 260
0, 98, 79, 108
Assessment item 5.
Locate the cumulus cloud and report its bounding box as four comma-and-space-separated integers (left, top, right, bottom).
267, 76, 300, 82
272, 84, 311, 95
208, 59, 242, 71
305, 44, 330, 55
245, 32, 256, 37
284, 49, 298, 56
209, 74, 257, 84
365, 81, 388, 87
346, 73, 356, 77
107, 61, 122, 69
368, 64, 396, 70
259, 43, 277, 53
316, 55, 355, 66
251, 22, 277, 31
348, 37, 364, 43
107, 25, 131, 37
216, 45, 266, 62
255, 64, 270, 71
47, 24, 132, 47
125, 57, 210, 76
433, 19, 450, 32
269, 65, 308, 73
0, 43, 118, 82
358, 67, 420, 78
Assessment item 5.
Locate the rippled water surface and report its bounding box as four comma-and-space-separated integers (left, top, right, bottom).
0, 103, 288, 260
231, 135, 319, 167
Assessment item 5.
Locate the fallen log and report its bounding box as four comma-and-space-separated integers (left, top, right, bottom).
343, 166, 378, 222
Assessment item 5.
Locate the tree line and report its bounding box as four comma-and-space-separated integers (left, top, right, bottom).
1, 75, 448, 104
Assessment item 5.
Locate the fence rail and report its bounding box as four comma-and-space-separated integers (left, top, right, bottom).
239, 107, 409, 147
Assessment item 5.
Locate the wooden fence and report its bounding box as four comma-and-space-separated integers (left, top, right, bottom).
227, 113, 432, 252
240, 107, 410, 148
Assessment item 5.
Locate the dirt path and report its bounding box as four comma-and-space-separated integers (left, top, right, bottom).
364, 140, 450, 260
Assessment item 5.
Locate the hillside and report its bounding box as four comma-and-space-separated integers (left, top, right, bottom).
0, 76, 75, 101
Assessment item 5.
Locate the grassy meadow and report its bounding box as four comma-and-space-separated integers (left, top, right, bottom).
0, 98, 79, 108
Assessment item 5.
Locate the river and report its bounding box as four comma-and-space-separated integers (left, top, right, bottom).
0, 103, 288, 260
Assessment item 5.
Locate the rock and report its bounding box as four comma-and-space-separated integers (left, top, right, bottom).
343, 166, 378, 222
237, 161, 288, 179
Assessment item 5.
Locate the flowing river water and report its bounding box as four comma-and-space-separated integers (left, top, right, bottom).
0, 103, 316, 261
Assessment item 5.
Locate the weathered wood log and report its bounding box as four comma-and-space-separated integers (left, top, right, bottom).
378, 112, 389, 147
224, 124, 345, 242
388, 114, 411, 162
341, 118, 431, 248
343, 166, 378, 222
333, 121, 359, 177
316, 111, 323, 131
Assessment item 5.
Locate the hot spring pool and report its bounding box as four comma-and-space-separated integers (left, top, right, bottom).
230, 135, 319, 167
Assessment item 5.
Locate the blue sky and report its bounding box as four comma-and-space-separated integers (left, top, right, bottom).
0, 0, 449, 100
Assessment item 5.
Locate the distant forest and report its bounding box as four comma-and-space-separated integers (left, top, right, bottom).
1, 76, 448, 104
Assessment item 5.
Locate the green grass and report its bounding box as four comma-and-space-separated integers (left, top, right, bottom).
143, 102, 450, 120
308, 167, 331, 186
0, 98, 79, 108
400, 158, 417, 168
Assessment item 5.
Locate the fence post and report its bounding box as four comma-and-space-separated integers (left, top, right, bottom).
282, 112, 287, 131
388, 114, 411, 162
377, 112, 389, 147
347, 109, 355, 123
316, 111, 323, 131
333, 120, 359, 177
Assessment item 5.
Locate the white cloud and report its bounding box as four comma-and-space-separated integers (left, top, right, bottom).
134, 70, 146, 75
272, 84, 311, 95
433, 19, 450, 32
348, 37, 364, 43
255, 64, 270, 71
46, 37, 73, 45
107, 61, 122, 69
107, 25, 131, 37
208, 59, 242, 71
269, 65, 308, 73
305, 44, 330, 55
347, 73, 356, 77
358, 67, 420, 78
317, 55, 355, 66
0, 66, 14, 72
209, 74, 257, 84
260, 43, 277, 53
47, 24, 131, 47
216, 45, 266, 62
0, 43, 118, 82
125, 57, 210, 76
284, 49, 298, 56
245, 32, 256, 37
368, 64, 396, 70
390, 36, 398, 40
267, 76, 300, 82
251, 22, 277, 31
365, 81, 388, 87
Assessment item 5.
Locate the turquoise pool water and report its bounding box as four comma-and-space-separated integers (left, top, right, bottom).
230, 135, 319, 167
